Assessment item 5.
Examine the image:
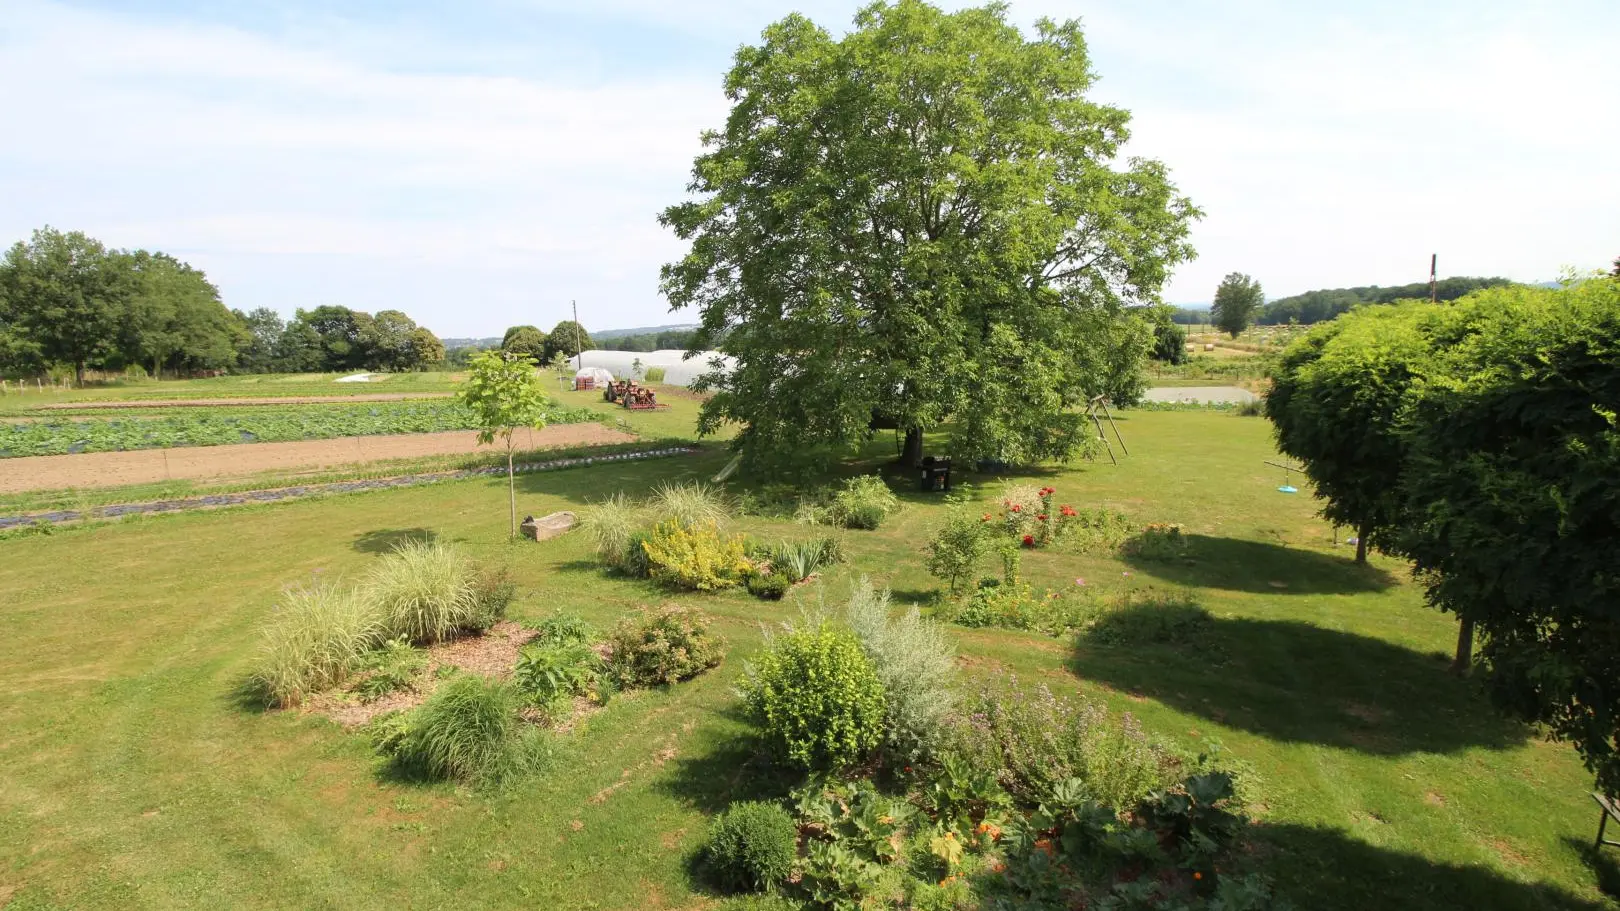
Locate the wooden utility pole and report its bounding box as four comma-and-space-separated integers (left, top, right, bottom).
1429, 254, 1438, 304
572, 299, 583, 370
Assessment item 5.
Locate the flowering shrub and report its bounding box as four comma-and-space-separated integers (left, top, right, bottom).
640, 518, 751, 591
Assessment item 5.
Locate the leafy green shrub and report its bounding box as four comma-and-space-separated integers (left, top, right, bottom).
742, 621, 886, 770
534, 613, 594, 646
1137, 770, 1246, 863
350, 638, 428, 702
365, 540, 483, 644
252, 584, 381, 707
828, 475, 899, 530
605, 605, 726, 688
469, 565, 515, 632
702, 801, 798, 892
747, 571, 791, 601
924, 509, 990, 593
649, 481, 730, 529
951, 684, 1177, 809
843, 579, 956, 763
580, 493, 645, 573
641, 518, 750, 591
622, 529, 653, 578
1059, 506, 1136, 554
514, 641, 604, 709
643, 366, 666, 382
386, 674, 532, 786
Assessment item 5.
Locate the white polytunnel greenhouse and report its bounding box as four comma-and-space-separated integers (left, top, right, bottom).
571, 350, 734, 388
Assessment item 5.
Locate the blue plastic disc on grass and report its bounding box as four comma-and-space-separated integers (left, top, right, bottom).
1278, 485, 1298, 493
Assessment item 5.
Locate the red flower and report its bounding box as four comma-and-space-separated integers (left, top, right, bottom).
1010, 504, 1022, 513
1060, 505, 1077, 517
1021, 534, 1035, 547
1036, 515, 1048, 522
982, 513, 993, 522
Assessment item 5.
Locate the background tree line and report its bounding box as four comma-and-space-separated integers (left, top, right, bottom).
1162, 276, 1515, 328
592, 328, 701, 352
0, 226, 445, 381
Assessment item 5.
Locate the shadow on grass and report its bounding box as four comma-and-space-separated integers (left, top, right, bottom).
1258, 824, 1609, 910
224, 673, 274, 714
1071, 609, 1528, 755
1566, 837, 1620, 902
352, 527, 436, 554
656, 705, 801, 815
1122, 533, 1395, 595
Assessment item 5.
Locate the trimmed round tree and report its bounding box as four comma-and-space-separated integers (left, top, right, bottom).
1397, 278, 1620, 795
1265, 302, 1439, 564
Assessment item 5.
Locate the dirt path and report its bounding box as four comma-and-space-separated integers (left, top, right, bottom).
0, 424, 634, 493
33, 393, 454, 410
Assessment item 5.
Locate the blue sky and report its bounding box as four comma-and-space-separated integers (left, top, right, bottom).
2, 0, 1615, 337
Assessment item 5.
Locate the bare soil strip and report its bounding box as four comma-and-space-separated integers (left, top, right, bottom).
0, 424, 633, 494
33, 393, 454, 410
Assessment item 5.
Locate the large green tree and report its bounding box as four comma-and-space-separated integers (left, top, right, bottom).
232, 307, 285, 374
1210, 272, 1264, 338
541, 320, 592, 365
122, 251, 237, 376
297, 306, 375, 371
1396, 279, 1620, 794
501, 325, 548, 363
660, 1, 1197, 475
0, 227, 129, 384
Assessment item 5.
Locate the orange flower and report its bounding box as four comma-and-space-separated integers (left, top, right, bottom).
1194, 871, 1203, 881
987, 859, 1007, 873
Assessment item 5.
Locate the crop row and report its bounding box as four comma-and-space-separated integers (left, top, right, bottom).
0, 401, 599, 458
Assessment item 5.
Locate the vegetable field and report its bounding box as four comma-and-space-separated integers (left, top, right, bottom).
0, 401, 598, 457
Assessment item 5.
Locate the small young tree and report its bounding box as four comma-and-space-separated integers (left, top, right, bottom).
457, 349, 551, 538
631, 357, 644, 379
1211, 272, 1264, 338
925, 509, 990, 594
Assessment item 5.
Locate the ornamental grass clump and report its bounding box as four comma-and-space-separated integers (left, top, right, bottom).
742, 620, 886, 771
365, 540, 485, 644
384, 674, 538, 787
580, 493, 646, 573
828, 474, 899, 530
252, 583, 382, 708
649, 480, 730, 529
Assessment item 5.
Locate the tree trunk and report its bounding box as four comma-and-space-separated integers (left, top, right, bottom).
1355, 521, 1369, 564
506, 447, 517, 540
1451, 616, 1475, 675
73, 361, 85, 388
901, 427, 924, 468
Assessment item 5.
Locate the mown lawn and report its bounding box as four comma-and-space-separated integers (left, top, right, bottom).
0, 410, 1614, 910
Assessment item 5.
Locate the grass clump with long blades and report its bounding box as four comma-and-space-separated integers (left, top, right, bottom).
366, 540, 485, 644
381, 674, 543, 787
649, 481, 730, 529
251, 584, 381, 708
579, 492, 646, 572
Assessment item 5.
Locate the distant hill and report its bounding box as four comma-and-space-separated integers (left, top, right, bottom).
1257, 277, 1512, 325
442, 337, 500, 349
592, 323, 697, 341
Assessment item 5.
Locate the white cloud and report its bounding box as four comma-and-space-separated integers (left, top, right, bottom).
1, 0, 1614, 335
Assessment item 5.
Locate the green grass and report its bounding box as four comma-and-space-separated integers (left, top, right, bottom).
0, 410, 1613, 909
0, 371, 466, 415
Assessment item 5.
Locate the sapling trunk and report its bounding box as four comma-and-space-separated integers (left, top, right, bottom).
507, 443, 517, 540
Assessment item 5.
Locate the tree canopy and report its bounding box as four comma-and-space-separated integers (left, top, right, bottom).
501, 325, 548, 363
1266, 302, 1438, 563
1210, 272, 1264, 338
1395, 278, 1620, 795
660, 0, 1199, 476
0, 226, 446, 380
542, 321, 592, 364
